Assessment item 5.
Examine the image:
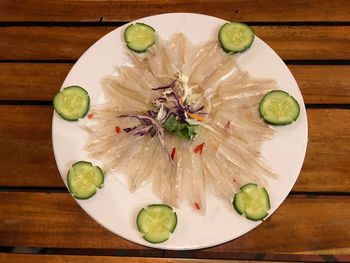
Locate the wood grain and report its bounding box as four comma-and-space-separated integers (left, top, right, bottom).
166, 196, 350, 257
0, 192, 349, 254
0, 105, 64, 187
0, 106, 349, 192
0, 0, 349, 22
0, 26, 114, 61
297, 109, 350, 192
1, 26, 350, 60
0, 63, 71, 101
0, 192, 155, 251
0, 253, 300, 263
1, 63, 349, 104
288, 65, 350, 104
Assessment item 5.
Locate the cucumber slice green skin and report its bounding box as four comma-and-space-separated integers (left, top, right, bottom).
136, 204, 177, 244
218, 22, 255, 53
124, 23, 156, 53
259, 90, 300, 126
67, 161, 104, 200
233, 183, 271, 221
53, 86, 90, 121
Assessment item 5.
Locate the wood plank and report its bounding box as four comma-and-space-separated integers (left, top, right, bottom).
0, 192, 157, 252
0, 105, 64, 187
0, 26, 114, 61
1, 63, 349, 104
0, 26, 350, 60
165, 195, 350, 257
0, 253, 301, 263
0, 63, 71, 101
0, 192, 349, 254
0, 0, 349, 22
254, 26, 350, 60
0, 106, 349, 192
288, 65, 350, 104
296, 109, 350, 192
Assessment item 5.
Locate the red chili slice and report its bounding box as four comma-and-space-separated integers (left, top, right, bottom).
87, 113, 94, 119
224, 120, 231, 129
194, 202, 200, 210
170, 147, 176, 160
194, 143, 205, 155
115, 126, 121, 134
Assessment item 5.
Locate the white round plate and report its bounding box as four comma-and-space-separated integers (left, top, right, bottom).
52, 13, 308, 250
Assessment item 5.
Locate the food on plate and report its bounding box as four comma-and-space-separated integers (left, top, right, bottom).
259, 90, 300, 125
83, 29, 280, 214
67, 161, 104, 199
218, 22, 255, 53
124, 23, 156, 53
136, 204, 177, 243
233, 183, 270, 221
53, 86, 90, 121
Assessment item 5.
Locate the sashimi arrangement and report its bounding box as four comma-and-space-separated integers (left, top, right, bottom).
54, 21, 300, 244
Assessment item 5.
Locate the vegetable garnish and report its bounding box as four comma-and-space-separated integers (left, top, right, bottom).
170, 147, 176, 160
136, 204, 177, 244
124, 23, 156, 53
119, 73, 207, 164
115, 126, 121, 134
218, 22, 255, 53
118, 114, 176, 165
67, 161, 104, 200
87, 113, 94, 119
53, 86, 90, 121
194, 143, 205, 155
233, 183, 270, 221
194, 202, 201, 210
224, 120, 231, 129
187, 113, 205, 123
259, 90, 300, 125
163, 115, 197, 140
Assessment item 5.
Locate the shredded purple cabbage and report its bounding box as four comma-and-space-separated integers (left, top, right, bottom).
118, 77, 205, 165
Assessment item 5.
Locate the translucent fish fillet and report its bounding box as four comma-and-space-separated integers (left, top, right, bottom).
189, 42, 230, 84
201, 145, 235, 200
202, 58, 238, 99
178, 141, 205, 214
102, 75, 151, 104
145, 40, 177, 81
212, 110, 275, 141
119, 66, 155, 97
191, 144, 206, 214
102, 79, 147, 110
82, 32, 280, 214
182, 41, 215, 77
168, 33, 187, 71
131, 137, 159, 190
126, 135, 153, 191
152, 143, 172, 204
173, 140, 185, 207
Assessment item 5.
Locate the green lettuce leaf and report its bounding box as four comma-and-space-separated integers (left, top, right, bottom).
163, 115, 197, 140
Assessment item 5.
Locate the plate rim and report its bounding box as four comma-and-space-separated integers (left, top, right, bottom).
52, 12, 308, 250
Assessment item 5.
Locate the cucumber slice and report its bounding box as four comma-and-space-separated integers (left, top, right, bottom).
67, 161, 104, 200
218, 22, 254, 53
136, 204, 177, 244
240, 183, 258, 193
143, 227, 170, 244
53, 86, 90, 121
124, 23, 156, 53
259, 90, 300, 125
233, 184, 270, 221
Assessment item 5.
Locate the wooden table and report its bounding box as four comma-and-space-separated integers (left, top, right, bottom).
1, 1, 350, 262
